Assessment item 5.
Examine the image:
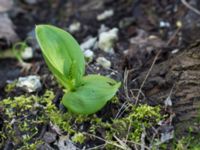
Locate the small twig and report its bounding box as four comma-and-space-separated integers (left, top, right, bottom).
83, 132, 126, 150
141, 126, 146, 150
84, 144, 106, 150
181, 0, 200, 16
125, 119, 132, 144
115, 69, 133, 119
115, 101, 129, 119
113, 135, 132, 150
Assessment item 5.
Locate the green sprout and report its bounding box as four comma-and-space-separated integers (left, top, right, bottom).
35, 25, 121, 115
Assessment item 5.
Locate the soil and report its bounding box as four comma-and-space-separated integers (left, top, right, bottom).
1, 0, 200, 149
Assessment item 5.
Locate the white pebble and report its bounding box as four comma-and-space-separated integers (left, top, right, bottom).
21, 47, 33, 60
16, 75, 42, 93
68, 22, 81, 33
80, 37, 97, 51
84, 49, 94, 62
98, 28, 118, 53
164, 96, 172, 107
97, 9, 114, 21
171, 49, 179, 54
96, 57, 111, 69
159, 21, 170, 28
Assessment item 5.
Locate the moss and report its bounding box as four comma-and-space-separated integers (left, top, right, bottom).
72, 132, 86, 144
4, 81, 17, 93
0, 90, 164, 149
173, 134, 200, 150
0, 90, 56, 149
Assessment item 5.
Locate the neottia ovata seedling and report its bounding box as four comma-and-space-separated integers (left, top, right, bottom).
35, 25, 121, 114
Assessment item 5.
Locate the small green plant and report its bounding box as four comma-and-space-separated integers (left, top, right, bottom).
35, 25, 121, 114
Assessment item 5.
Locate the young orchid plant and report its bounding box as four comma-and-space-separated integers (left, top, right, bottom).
36, 25, 120, 115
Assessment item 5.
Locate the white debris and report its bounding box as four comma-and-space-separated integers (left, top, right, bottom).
171, 49, 179, 54
97, 9, 114, 21
160, 130, 174, 143
98, 28, 118, 53
16, 75, 42, 93
176, 21, 182, 28
84, 49, 94, 62
55, 136, 76, 150
21, 47, 33, 60
164, 96, 172, 107
159, 21, 170, 28
96, 57, 111, 69
68, 22, 81, 33
80, 37, 97, 51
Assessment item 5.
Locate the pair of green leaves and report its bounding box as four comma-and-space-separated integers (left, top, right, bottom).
36, 25, 120, 114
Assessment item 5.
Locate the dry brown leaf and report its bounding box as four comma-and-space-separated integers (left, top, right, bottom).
0, 13, 18, 43
0, 0, 13, 12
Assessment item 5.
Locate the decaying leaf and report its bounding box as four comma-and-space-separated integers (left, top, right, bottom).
0, 0, 13, 12
0, 14, 18, 43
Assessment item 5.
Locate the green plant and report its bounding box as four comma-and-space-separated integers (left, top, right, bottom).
35, 25, 121, 114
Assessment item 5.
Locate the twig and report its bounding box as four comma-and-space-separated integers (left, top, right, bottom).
113, 135, 132, 150
141, 126, 146, 150
115, 69, 134, 119
181, 0, 200, 16
85, 144, 106, 150
83, 132, 126, 150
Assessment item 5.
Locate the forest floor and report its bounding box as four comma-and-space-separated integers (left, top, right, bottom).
1, 0, 200, 149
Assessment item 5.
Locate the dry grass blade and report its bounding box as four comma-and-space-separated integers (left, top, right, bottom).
181, 0, 200, 16
83, 132, 126, 150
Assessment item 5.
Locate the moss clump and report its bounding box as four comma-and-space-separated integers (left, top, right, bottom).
0, 90, 163, 149
4, 81, 17, 93
103, 104, 162, 149
0, 90, 55, 149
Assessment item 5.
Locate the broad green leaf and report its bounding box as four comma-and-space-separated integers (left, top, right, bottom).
62, 75, 121, 114
35, 25, 85, 89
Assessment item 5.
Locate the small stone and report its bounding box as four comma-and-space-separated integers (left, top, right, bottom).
56, 136, 76, 150
80, 37, 97, 51
176, 21, 182, 28
160, 126, 174, 143
159, 21, 170, 28
97, 9, 114, 21
84, 49, 94, 62
98, 28, 118, 53
171, 49, 179, 54
21, 47, 33, 60
16, 75, 42, 93
68, 22, 81, 33
164, 96, 172, 107
43, 132, 57, 143
96, 57, 111, 69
